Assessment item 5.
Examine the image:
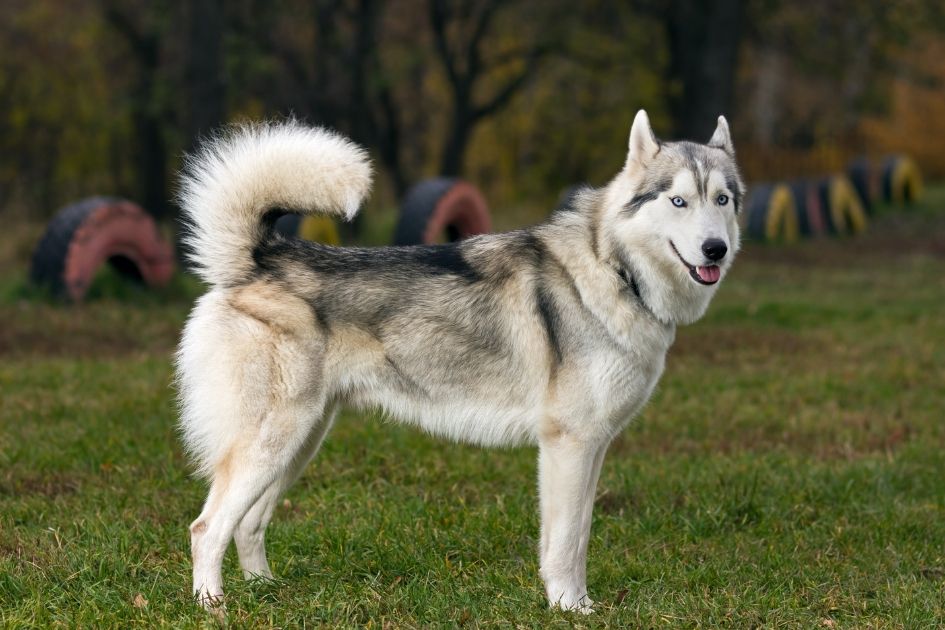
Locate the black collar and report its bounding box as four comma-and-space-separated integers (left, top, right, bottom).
617, 266, 657, 318
617, 267, 642, 300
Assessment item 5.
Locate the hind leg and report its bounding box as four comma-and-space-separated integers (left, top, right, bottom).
234, 407, 338, 579
189, 404, 327, 608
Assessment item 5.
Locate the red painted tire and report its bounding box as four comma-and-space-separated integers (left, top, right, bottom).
30, 196, 174, 300
394, 178, 492, 245
789, 180, 828, 237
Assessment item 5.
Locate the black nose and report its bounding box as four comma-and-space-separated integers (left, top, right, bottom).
701, 238, 728, 262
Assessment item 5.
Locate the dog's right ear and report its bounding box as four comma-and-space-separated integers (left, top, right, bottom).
626, 109, 659, 168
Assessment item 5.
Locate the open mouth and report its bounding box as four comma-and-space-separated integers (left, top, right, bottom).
669, 241, 721, 286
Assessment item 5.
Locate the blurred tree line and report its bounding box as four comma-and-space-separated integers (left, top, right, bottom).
1, 0, 944, 223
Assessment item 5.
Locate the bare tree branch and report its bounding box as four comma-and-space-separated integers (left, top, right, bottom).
430, 0, 460, 88
465, 0, 501, 80
473, 63, 531, 120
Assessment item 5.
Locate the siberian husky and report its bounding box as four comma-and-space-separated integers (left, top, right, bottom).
176, 110, 743, 613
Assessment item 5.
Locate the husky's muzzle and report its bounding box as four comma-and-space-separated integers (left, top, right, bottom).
669, 241, 721, 285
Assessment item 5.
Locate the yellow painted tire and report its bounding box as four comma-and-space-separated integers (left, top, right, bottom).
882, 155, 923, 206
745, 183, 799, 243
819, 176, 868, 236
298, 215, 341, 245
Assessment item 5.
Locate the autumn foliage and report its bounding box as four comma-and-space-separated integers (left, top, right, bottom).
1, 0, 943, 222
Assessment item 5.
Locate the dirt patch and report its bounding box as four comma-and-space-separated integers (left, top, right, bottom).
611, 411, 926, 462
0, 303, 180, 359
741, 212, 945, 269
0, 470, 81, 498
671, 326, 813, 362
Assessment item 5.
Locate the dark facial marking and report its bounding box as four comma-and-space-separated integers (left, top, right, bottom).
624, 176, 672, 214
726, 176, 743, 215
675, 142, 707, 201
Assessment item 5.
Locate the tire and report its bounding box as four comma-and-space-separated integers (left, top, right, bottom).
273, 213, 302, 238
273, 213, 341, 245
847, 157, 878, 213
554, 184, 590, 213
743, 183, 799, 243
816, 176, 868, 235
30, 197, 174, 300
394, 178, 491, 246
789, 180, 828, 238
881, 155, 922, 206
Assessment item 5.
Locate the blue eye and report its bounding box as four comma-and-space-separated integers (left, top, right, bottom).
670, 196, 687, 208
717, 194, 729, 206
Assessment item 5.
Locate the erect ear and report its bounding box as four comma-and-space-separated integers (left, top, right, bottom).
708, 115, 734, 154
626, 109, 659, 167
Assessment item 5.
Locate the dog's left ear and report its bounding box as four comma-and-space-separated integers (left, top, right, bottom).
708, 115, 734, 154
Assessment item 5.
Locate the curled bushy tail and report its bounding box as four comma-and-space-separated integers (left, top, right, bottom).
179, 121, 372, 287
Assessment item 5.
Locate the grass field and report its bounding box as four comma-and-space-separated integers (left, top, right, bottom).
2, 190, 945, 628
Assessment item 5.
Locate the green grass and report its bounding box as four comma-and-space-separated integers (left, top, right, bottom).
2, 191, 945, 627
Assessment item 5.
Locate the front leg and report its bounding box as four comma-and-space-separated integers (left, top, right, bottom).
538, 434, 608, 613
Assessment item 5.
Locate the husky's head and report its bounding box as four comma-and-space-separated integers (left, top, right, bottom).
601, 110, 744, 325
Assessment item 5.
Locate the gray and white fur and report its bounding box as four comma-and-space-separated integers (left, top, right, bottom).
176, 110, 743, 614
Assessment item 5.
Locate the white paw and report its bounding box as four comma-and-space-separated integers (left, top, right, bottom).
548, 588, 595, 614
194, 587, 226, 617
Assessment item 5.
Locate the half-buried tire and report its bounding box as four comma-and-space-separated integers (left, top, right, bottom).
816, 175, 868, 236
394, 178, 491, 246
273, 213, 341, 245
744, 183, 799, 243
30, 196, 174, 300
847, 157, 880, 213
554, 184, 591, 213
789, 180, 828, 238
881, 155, 922, 206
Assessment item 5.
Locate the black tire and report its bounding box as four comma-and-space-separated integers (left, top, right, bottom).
847, 157, 876, 213
30, 196, 119, 296
881, 155, 897, 204
394, 178, 491, 246
273, 213, 302, 237
395, 178, 457, 245
554, 184, 590, 213
746, 183, 771, 241
814, 177, 842, 235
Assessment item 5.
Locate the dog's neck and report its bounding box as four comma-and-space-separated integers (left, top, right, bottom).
614, 264, 658, 320
616, 241, 719, 326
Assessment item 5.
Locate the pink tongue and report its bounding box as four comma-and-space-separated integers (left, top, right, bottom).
697, 265, 721, 283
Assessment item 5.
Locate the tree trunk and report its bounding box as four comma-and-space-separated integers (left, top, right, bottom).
440, 97, 473, 176
102, 3, 171, 220
665, 0, 744, 141
185, 0, 226, 149
130, 40, 168, 220
132, 106, 169, 221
